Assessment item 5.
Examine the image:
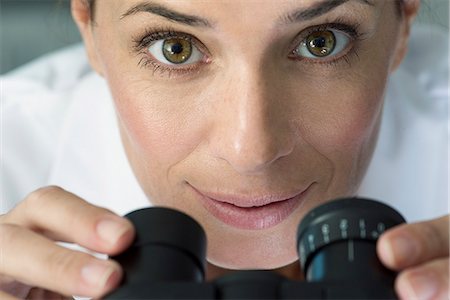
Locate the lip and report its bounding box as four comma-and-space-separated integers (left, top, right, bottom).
191, 184, 313, 230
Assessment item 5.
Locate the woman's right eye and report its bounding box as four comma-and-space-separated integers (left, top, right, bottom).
147, 37, 205, 65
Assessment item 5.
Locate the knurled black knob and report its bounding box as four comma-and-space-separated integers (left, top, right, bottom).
297, 197, 406, 275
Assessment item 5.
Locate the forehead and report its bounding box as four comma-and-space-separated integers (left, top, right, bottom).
105, 0, 380, 25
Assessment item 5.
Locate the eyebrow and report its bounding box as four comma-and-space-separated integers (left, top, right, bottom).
281, 0, 375, 24
120, 0, 374, 27
120, 1, 213, 27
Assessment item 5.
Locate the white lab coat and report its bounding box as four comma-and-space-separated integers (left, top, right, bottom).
1, 24, 448, 222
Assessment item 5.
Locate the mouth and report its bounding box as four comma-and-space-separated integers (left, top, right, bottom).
190, 184, 314, 230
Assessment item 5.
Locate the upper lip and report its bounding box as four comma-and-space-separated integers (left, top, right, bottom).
191, 185, 311, 208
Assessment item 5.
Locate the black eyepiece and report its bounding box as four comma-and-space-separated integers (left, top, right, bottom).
113, 207, 206, 284
106, 198, 406, 299
297, 197, 405, 284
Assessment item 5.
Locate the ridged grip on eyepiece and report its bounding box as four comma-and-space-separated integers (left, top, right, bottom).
123, 207, 207, 279
297, 197, 406, 274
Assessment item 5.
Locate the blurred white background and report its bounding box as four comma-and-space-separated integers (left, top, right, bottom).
0, 0, 449, 74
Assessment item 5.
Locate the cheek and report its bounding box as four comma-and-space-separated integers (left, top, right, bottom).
298, 71, 387, 157
95, 29, 206, 173
311, 89, 383, 153
290, 71, 387, 195
303, 87, 384, 202
109, 79, 204, 169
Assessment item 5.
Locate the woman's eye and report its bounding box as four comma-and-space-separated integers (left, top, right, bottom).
148, 37, 204, 65
294, 29, 350, 59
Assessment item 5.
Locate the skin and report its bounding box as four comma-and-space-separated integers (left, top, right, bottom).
80, 0, 408, 270
83, 0, 399, 269
0, 0, 447, 299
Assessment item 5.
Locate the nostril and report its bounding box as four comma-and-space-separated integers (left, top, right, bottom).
223, 137, 295, 174
207, 71, 297, 174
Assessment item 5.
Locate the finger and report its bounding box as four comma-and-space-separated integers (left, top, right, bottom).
396, 257, 449, 300
377, 216, 449, 270
0, 274, 31, 298
3, 186, 134, 255
26, 287, 73, 300
0, 291, 20, 300
0, 223, 122, 298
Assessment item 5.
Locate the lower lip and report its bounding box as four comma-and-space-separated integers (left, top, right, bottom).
193, 185, 312, 230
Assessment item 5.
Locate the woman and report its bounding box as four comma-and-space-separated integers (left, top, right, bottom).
1, 0, 448, 299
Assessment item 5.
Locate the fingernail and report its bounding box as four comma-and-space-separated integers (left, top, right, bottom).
97, 219, 130, 246
81, 261, 119, 289
390, 234, 419, 266
405, 272, 438, 300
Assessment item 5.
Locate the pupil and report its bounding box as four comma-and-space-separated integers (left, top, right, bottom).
163, 38, 192, 64
305, 31, 335, 57
171, 43, 183, 54
313, 37, 326, 48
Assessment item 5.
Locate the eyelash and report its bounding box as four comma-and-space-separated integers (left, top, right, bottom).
288, 19, 364, 67
132, 20, 365, 77
132, 27, 208, 77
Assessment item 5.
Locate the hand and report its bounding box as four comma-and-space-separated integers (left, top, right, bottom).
378, 215, 449, 300
0, 186, 135, 299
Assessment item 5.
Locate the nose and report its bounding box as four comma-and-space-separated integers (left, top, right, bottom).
209, 65, 297, 175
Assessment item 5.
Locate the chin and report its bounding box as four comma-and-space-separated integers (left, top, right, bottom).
204, 220, 300, 271
209, 253, 299, 271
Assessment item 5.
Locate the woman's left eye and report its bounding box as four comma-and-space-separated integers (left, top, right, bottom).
148, 37, 204, 65
293, 29, 350, 59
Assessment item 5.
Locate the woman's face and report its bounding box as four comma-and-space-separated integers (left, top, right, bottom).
76, 0, 411, 272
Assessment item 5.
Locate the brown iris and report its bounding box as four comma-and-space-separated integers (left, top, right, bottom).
162, 38, 192, 64
306, 30, 336, 57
